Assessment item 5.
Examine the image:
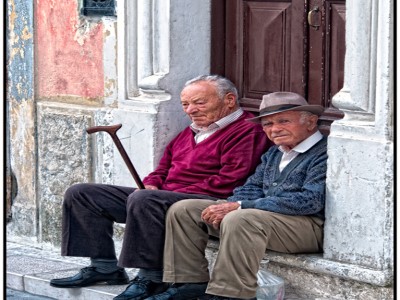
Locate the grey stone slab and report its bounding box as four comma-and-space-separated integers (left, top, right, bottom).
23, 269, 138, 300
7, 255, 84, 275
29, 267, 139, 299
7, 245, 91, 267
7, 259, 139, 300
24, 275, 128, 300
6, 242, 26, 250
5, 240, 329, 300
7, 288, 56, 300
7, 272, 24, 291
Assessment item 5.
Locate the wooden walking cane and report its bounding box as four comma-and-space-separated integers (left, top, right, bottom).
86, 124, 146, 189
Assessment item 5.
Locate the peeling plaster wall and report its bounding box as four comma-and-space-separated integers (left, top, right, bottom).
6, 0, 211, 245
36, 0, 104, 100
6, 0, 37, 237
7, 0, 111, 243
33, 0, 112, 244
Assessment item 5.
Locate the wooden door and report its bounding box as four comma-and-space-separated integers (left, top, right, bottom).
211, 0, 346, 133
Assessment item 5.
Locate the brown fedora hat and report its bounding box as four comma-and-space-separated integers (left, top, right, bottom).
247, 92, 324, 123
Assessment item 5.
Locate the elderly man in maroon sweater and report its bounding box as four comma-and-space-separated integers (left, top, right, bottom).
50, 75, 271, 300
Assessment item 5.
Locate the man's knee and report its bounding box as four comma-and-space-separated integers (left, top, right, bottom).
63, 183, 91, 207
125, 189, 163, 212
170, 199, 197, 210
167, 199, 213, 222
220, 210, 245, 230
221, 209, 270, 232
166, 199, 194, 217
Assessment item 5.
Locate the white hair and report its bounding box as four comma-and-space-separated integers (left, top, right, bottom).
299, 111, 317, 124
184, 75, 239, 103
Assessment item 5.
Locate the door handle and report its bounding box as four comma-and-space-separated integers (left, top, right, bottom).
308, 6, 321, 31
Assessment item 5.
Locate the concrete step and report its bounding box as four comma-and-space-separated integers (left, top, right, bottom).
5, 237, 316, 300
6, 239, 139, 300
205, 239, 393, 300
7, 288, 56, 299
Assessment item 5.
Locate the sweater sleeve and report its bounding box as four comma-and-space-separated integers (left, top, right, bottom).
142, 140, 174, 188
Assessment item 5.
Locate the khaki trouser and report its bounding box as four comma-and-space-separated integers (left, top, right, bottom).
163, 199, 323, 299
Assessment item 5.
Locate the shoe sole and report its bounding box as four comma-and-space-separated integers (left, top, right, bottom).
50, 279, 129, 288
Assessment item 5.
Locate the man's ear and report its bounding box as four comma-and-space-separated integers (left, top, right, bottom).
307, 115, 319, 130
224, 92, 237, 107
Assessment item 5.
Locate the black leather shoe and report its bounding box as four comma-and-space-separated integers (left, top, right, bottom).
114, 277, 170, 300
50, 267, 129, 288
145, 282, 208, 300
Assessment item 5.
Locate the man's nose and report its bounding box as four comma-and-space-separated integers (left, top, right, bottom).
269, 124, 282, 132
186, 104, 198, 114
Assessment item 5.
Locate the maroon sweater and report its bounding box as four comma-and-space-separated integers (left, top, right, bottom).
143, 111, 271, 199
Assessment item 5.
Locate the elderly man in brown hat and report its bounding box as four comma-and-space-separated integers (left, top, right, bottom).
147, 92, 328, 300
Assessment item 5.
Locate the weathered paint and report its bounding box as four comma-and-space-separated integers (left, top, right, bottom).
7, 0, 34, 102
36, 0, 104, 98
6, 0, 38, 237
7, 98, 38, 237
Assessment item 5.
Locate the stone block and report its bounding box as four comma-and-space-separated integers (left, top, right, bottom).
325, 135, 393, 271
37, 104, 94, 245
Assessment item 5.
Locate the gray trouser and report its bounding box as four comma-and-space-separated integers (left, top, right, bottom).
163, 199, 323, 299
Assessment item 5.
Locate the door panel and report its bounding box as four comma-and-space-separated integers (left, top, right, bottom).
225, 0, 307, 112
307, 0, 346, 131
244, 2, 291, 97
212, 0, 346, 132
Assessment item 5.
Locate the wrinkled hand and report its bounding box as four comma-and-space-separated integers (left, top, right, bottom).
201, 202, 241, 229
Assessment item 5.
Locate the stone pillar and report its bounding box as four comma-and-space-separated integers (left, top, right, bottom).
324, 0, 393, 286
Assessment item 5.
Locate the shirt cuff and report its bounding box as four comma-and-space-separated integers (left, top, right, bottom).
237, 201, 242, 209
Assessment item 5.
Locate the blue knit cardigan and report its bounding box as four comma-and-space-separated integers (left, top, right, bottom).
228, 137, 328, 219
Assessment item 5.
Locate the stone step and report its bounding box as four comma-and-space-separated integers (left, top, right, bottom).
7, 238, 393, 300
6, 238, 301, 300
6, 239, 137, 300
205, 239, 393, 300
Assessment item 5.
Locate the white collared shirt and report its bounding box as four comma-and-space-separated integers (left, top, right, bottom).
190, 109, 244, 143
278, 131, 324, 172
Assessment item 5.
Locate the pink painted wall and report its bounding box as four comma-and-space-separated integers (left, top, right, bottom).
36, 1, 104, 98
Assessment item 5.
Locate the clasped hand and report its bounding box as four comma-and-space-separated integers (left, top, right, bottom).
201, 202, 241, 229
